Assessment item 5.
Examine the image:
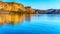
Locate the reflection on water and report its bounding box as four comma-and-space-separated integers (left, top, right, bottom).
0, 14, 33, 25
0, 14, 60, 34
25, 14, 33, 22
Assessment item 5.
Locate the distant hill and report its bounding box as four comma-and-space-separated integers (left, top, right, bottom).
34, 9, 60, 14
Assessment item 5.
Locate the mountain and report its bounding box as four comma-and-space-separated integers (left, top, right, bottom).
34, 9, 60, 14
47, 9, 60, 14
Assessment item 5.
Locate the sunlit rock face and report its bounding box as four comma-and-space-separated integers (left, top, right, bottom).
25, 6, 34, 13
0, 2, 25, 12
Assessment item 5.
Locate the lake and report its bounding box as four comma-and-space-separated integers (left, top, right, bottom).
0, 14, 60, 34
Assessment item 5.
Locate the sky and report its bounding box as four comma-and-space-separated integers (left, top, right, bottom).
2, 0, 60, 10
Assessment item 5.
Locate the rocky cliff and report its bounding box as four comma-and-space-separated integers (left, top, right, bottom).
0, 2, 25, 12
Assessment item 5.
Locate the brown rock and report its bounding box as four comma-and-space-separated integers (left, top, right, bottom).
0, 2, 25, 12
25, 6, 34, 13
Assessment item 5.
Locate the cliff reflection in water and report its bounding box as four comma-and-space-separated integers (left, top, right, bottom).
0, 14, 33, 25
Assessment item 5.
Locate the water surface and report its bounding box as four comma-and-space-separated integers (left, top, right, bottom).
0, 14, 60, 34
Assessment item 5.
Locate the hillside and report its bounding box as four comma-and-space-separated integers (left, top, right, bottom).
0, 1, 25, 12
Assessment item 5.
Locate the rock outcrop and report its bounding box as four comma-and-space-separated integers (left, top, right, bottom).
25, 6, 34, 13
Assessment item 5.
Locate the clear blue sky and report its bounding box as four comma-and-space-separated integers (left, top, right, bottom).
2, 0, 60, 10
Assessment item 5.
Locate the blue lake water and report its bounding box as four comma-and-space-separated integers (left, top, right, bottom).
0, 14, 60, 34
